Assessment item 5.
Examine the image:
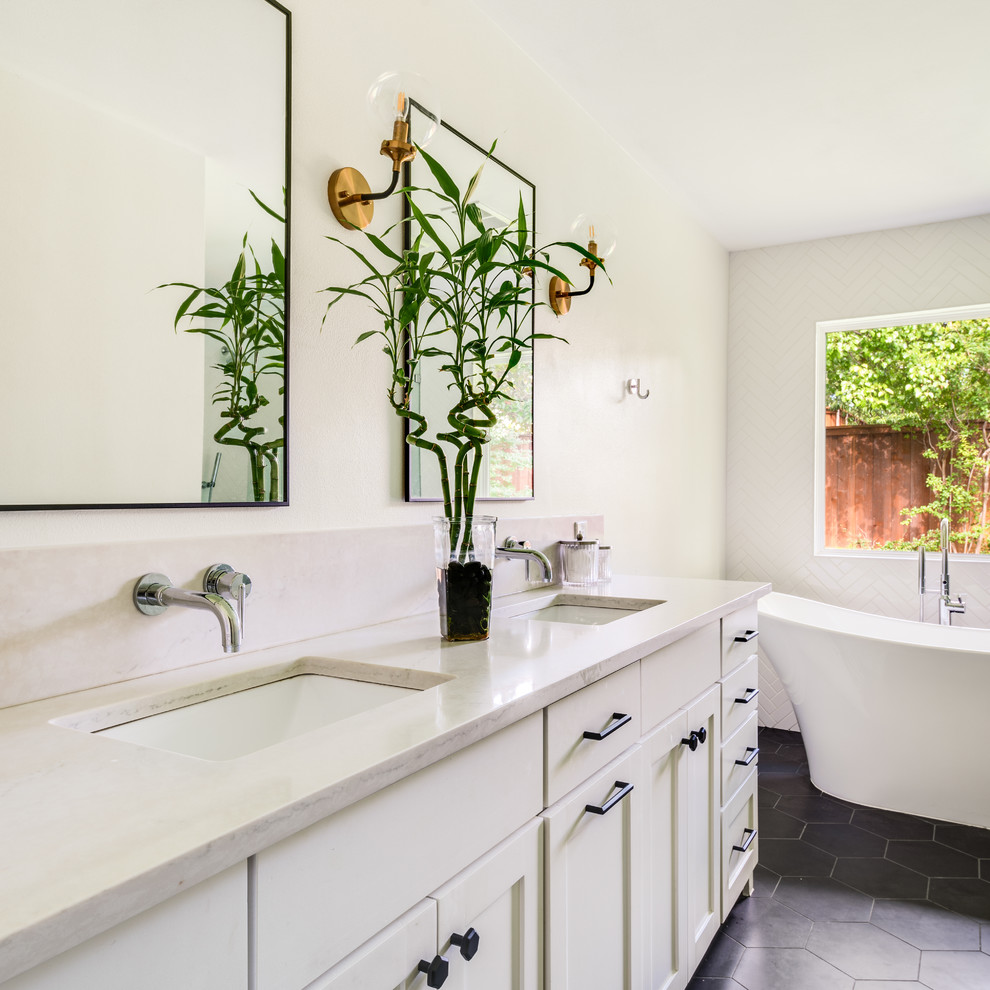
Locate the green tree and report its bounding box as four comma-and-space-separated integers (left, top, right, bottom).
825, 319, 990, 552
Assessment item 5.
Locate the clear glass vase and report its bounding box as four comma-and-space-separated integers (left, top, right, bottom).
433, 515, 497, 642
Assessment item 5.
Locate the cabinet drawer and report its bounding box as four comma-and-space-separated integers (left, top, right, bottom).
641, 623, 720, 732
721, 603, 759, 676
720, 654, 759, 741
721, 771, 758, 922
721, 711, 759, 808
253, 713, 543, 990
545, 662, 640, 806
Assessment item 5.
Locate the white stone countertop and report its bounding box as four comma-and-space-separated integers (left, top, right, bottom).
0, 574, 769, 983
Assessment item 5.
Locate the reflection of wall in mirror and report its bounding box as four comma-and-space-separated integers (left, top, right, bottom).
0, 67, 205, 503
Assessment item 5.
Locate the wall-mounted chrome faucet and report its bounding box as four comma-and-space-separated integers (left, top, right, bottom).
937, 518, 966, 626
495, 537, 554, 584
133, 566, 251, 653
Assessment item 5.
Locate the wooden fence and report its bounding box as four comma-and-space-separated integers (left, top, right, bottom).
825, 424, 936, 548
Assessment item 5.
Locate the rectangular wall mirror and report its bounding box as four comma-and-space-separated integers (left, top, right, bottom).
0, 0, 290, 508
403, 103, 535, 502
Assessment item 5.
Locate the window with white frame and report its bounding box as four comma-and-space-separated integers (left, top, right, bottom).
815, 304, 990, 555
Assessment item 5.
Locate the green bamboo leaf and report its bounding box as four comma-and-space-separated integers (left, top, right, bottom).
364, 230, 403, 263
354, 330, 378, 345
516, 193, 528, 254
248, 189, 285, 223
406, 196, 452, 265
416, 144, 460, 201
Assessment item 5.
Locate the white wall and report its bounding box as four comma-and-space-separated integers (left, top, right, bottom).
0, 0, 729, 581
726, 214, 990, 728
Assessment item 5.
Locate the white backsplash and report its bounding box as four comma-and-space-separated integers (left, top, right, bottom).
0, 514, 603, 710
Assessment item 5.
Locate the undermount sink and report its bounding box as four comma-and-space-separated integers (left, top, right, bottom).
53, 658, 453, 762
500, 594, 666, 626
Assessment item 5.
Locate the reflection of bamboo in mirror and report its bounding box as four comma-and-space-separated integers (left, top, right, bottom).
159, 191, 285, 501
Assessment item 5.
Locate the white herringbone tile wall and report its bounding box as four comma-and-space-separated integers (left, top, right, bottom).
727, 215, 990, 729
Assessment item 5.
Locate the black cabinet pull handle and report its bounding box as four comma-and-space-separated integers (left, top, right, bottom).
585, 780, 633, 816
697, 725, 707, 745
732, 827, 757, 853
734, 629, 759, 643
450, 928, 480, 961
681, 731, 699, 751
418, 954, 449, 988
734, 687, 760, 705
735, 746, 759, 766
583, 712, 631, 741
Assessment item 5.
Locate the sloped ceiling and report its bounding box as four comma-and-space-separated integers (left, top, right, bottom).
469, 0, 990, 250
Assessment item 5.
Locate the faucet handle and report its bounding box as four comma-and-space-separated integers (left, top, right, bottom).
204, 564, 252, 635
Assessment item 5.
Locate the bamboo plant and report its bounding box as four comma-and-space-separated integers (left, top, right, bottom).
322, 145, 603, 638
161, 192, 286, 501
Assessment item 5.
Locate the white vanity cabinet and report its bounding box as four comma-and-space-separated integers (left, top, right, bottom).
543, 747, 644, 990
311, 819, 543, 990
0, 591, 766, 990
0, 865, 246, 990
251, 713, 543, 990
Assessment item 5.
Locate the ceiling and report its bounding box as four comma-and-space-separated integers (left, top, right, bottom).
469, 0, 990, 251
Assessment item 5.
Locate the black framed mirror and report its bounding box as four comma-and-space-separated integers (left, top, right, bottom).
402, 102, 536, 503
0, 0, 291, 508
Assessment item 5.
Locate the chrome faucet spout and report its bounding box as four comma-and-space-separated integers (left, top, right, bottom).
494, 538, 554, 584
160, 587, 241, 653
133, 573, 242, 653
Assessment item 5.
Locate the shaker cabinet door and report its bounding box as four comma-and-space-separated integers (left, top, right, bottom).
433, 819, 542, 990
543, 747, 644, 990
684, 685, 721, 972
642, 710, 690, 990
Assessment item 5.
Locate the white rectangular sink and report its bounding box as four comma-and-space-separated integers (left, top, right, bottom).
499, 594, 666, 626
54, 658, 453, 762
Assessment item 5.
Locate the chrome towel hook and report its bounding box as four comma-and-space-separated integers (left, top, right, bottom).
625, 378, 650, 399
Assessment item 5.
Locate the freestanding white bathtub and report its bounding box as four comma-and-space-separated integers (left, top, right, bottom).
758, 592, 990, 829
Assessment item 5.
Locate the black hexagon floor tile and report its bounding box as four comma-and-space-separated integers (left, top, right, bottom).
694, 933, 745, 978
886, 840, 979, 878
935, 824, 990, 858
805, 922, 921, 981
752, 864, 781, 898
851, 809, 935, 841
832, 857, 929, 900
928, 877, 990, 921
759, 838, 836, 878
870, 898, 981, 950
721, 896, 813, 948
775, 794, 855, 824
759, 773, 822, 797
759, 806, 805, 838
803, 822, 888, 858
919, 948, 990, 989
774, 876, 873, 922
699, 729, 990, 990
733, 947, 854, 989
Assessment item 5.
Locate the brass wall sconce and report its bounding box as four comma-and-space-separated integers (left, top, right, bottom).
549, 215, 616, 316
328, 72, 439, 230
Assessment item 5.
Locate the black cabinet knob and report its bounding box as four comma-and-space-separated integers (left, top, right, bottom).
418, 954, 449, 988
681, 731, 699, 751
697, 725, 707, 745
450, 926, 480, 960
